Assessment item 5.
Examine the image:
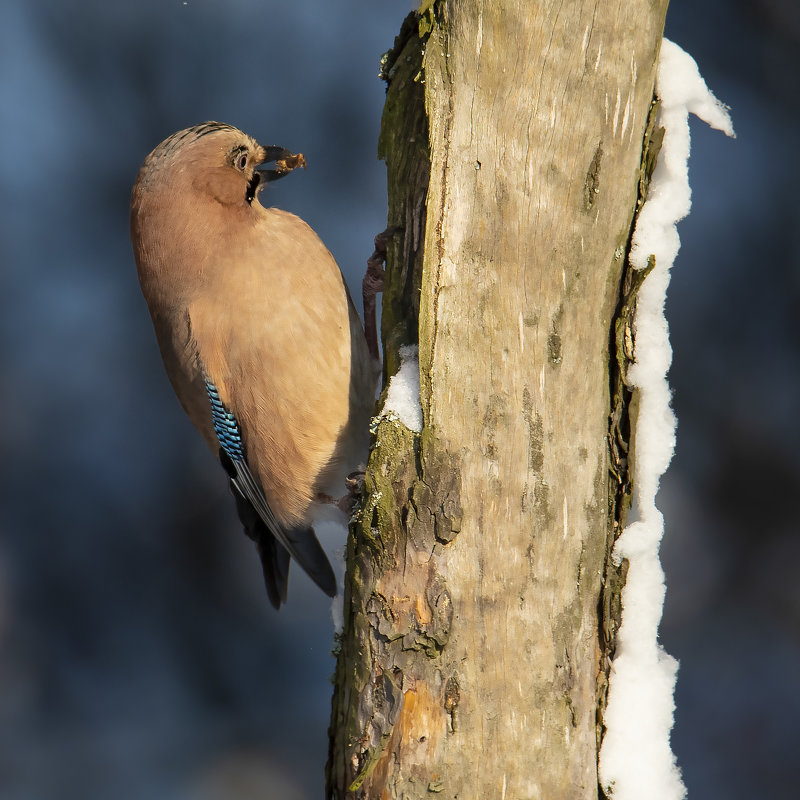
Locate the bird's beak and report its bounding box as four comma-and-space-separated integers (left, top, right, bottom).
255, 146, 307, 184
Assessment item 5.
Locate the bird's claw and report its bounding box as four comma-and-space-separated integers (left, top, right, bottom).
363, 226, 402, 361
317, 471, 366, 517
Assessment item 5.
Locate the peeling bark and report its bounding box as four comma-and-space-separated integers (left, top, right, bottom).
328, 2, 669, 797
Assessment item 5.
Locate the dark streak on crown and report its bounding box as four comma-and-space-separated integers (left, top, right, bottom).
150, 121, 239, 163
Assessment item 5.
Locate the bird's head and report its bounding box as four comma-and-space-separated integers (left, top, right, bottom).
133, 122, 306, 210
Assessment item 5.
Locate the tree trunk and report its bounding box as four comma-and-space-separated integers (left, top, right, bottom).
328, 2, 669, 797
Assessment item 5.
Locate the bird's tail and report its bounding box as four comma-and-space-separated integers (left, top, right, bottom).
227, 476, 336, 607
229, 484, 290, 608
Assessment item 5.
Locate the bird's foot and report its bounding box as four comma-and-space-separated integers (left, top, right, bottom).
363, 226, 402, 362
344, 470, 365, 496
317, 471, 366, 517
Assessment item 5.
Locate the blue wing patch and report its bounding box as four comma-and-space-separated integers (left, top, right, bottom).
205, 379, 244, 461
202, 377, 337, 601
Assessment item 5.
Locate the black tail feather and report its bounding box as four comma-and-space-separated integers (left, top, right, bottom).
228, 478, 290, 608
280, 526, 337, 598
256, 533, 291, 610
219, 449, 337, 605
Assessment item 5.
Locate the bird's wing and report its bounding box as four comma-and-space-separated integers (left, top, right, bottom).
207, 379, 336, 599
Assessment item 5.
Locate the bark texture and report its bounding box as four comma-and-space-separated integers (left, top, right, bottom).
328, 2, 669, 797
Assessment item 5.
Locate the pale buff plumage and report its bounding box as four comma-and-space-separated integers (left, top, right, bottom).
130, 122, 377, 607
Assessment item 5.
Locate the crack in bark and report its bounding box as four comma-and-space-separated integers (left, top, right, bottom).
597, 97, 664, 760
426, 15, 453, 424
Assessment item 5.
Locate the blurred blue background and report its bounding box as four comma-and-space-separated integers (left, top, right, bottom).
0, 1, 795, 797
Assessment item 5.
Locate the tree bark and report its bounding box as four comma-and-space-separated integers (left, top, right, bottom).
328, 2, 669, 798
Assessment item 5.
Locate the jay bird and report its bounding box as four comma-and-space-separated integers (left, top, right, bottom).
130, 122, 379, 608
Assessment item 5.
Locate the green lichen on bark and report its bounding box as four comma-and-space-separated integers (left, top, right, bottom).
327, 418, 421, 797
327, 12, 439, 798
376, 10, 431, 381
327, 410, 459, 796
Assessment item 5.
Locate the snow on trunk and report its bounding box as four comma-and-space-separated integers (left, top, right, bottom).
379, 344, 422, 432
598, 38, 734, 800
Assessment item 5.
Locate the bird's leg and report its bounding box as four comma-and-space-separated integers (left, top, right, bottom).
363, 227, 401, 362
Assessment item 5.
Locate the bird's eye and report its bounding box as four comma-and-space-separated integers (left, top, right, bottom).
236, 152, 248, 170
